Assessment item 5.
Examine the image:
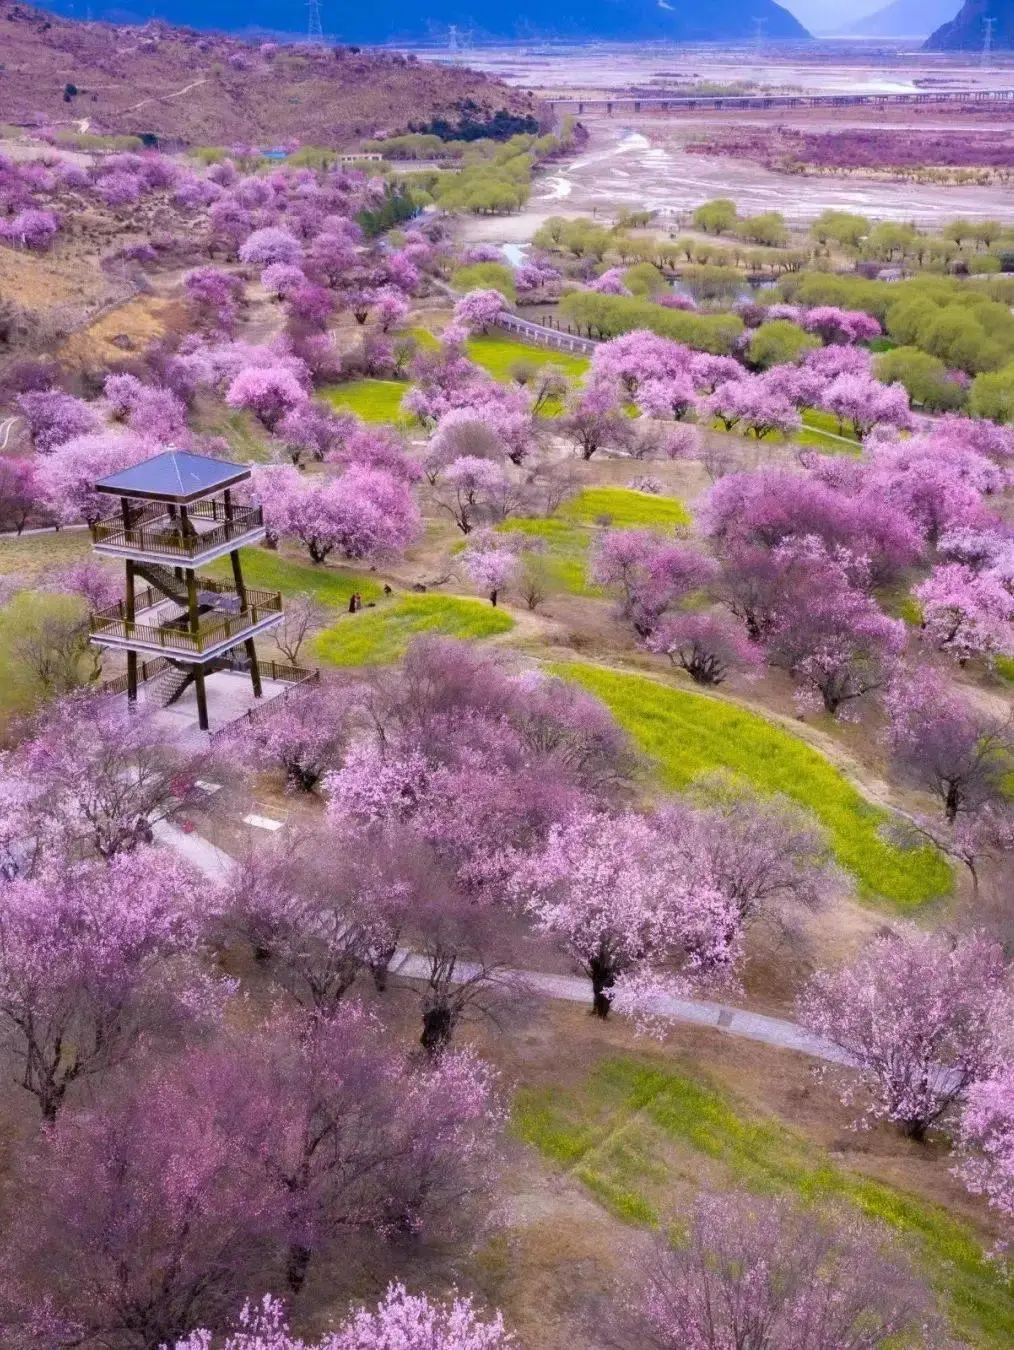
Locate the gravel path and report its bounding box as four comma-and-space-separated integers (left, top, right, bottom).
154, 819, 848, 1066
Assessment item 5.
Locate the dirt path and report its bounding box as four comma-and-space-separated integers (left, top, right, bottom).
118, 78, 207, 116
0, 416, 24, 452
153, 817, 852, 1066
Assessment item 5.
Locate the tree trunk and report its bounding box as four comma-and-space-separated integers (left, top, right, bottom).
902, 1118, 928, 1144
588, 957, 615, 1020
420, 1005, 454, 1057
285, 1242, 313, 1294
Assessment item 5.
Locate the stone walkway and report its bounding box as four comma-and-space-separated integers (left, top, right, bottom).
156, 819, 849, 1066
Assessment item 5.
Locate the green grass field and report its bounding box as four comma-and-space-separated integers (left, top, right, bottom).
565, 487, 690, 530
314, 593, 514, 666
707, 411, 861, 456
197, 408, 274, 463
554, 663, 951, 908
0, 529, 91, 579
0, 590, 93, 723
515, 1055, 1014, 1349
206, 548, 381, 609
317, 335, 587, 428
465, 332, 589, 383
797, 409, 863, 456
320, 380, 410, 424
497, 517, 600, 597
497, 490, 689, 597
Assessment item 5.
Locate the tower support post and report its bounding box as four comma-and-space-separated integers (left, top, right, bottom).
194, 664, 210, 731
186, 569, 200, 637
246, 639, 263, 698
125, 557, 137, 705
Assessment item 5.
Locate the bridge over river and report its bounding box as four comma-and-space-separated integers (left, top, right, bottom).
549, 88, 1014, 115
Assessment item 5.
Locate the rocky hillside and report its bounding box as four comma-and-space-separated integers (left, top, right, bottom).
37, 0, 809, 43
0, 4, 540, 146
843, 0, 959, 37
924, 0, 1013, 48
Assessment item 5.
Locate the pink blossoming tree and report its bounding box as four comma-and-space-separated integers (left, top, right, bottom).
885, 667, 1014, 822
175, 1287, 514, 1350
516, 810, 741, 1018
646, 611, 764, 685
0, 847, 208, 1120
958, 1068, 1014, 1237
640, 1191, 937, 1350
797, 928, 1014, 1139
452, 289, 509, 335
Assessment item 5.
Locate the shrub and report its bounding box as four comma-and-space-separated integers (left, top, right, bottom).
875, 346, 967, 411
747, 320, 819, 370
451, 262, 516, 302
559, 293, 743, 354
969, 364, 1014, 422
693, 198, 738, 234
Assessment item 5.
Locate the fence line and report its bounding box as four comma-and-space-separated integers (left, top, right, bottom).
493, 312, 599, 353
208, 664, 320, 744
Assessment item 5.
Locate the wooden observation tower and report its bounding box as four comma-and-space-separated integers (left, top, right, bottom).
87, 450, 284, 732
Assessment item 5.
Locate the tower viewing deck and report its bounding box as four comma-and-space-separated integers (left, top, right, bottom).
90, 450, 267, 566
88, 449, 288, 732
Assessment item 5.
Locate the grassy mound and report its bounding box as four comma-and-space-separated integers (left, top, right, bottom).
516, 1055, 1014, 1349
319, 334, 587, 426
0, 529, 90, 580
555, 663, 951, 909
315, 593, 514, 666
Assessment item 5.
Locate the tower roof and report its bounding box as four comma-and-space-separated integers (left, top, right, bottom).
94, 450, 251, 504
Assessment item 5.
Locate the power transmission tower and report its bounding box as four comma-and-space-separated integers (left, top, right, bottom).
982, 15, 996, 68
449, 24, 461, 61
752, 17, 766, 55
307, 0, 324, 44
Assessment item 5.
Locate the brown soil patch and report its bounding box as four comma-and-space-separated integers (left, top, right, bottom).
58, 295, 179, 366
0, 246, 104, 312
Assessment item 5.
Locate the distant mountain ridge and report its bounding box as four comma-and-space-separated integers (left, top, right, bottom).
842, 0, 959, 37
37, 0, 811, 43
925, 0, 1014, 48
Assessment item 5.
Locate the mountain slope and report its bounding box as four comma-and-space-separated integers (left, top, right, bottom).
925, 0, 1013, 48
38, 0, 811, 43
843, 0, 959, 36
0, 4, 539, 144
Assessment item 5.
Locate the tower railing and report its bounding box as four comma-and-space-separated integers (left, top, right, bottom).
90, 504, 265, 559
89, 587, 283, 654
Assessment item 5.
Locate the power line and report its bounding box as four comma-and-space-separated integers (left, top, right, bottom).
307, 0, 324, 44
